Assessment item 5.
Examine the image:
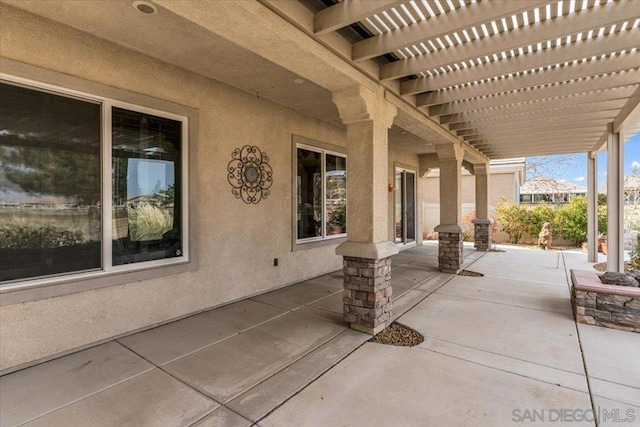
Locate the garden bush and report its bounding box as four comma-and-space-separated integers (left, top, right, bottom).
495, 199, 530, 244
0, 221, 83, 249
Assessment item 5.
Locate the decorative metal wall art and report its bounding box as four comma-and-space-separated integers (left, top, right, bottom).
227, 145, 273, 204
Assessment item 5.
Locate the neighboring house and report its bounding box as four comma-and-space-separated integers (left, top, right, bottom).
422, 158, 526, 237
519, 177, 587, 205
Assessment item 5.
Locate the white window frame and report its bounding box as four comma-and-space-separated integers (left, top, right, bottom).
0, 74, 189, 289
295, 143, 347, 244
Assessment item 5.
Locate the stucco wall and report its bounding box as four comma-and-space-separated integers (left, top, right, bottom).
422, 170, 519, 235
0, 6, 357, 372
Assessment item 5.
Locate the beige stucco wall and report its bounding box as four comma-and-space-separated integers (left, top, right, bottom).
0, 6, 357, 372
422, 170, 519, 236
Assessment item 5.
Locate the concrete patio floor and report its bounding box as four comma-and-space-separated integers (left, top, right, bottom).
1, 244, 638, 426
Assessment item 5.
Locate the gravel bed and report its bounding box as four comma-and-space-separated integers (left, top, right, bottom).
369, 323, 424, 347
458, 269, 484, 277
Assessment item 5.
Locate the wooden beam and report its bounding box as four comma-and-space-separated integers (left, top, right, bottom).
314, 0, 405, 35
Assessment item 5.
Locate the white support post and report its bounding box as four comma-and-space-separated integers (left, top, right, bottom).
606, 124, 624, 272
587, 152, 598, 263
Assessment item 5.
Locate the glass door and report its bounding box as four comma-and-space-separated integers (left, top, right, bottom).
395, 169, 416, 244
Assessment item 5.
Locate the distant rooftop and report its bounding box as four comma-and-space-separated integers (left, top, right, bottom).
521, 176, 587, 195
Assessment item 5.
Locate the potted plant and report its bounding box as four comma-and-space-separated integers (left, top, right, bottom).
598, 234, 607, 254
327, 204, 346, 235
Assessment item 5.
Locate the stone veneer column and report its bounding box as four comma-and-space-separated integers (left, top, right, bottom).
332, 85, 398, 335
472, 162, 492, 251
434, 143, 466, 273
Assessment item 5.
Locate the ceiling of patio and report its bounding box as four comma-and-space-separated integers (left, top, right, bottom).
273, 0, 640, 158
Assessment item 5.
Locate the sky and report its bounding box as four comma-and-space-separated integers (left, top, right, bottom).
526, 131, 640, 188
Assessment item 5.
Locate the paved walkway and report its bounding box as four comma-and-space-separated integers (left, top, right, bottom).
1, 244, 638, 426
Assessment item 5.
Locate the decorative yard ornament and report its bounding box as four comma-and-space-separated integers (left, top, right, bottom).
227, 145, 273, 204
538, 222, 553, 250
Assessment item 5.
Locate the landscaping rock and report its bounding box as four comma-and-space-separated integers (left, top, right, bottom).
369, 323, 424, 347
600, 272, 639, 287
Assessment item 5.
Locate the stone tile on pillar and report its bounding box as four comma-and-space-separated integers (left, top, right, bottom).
337, 242, 398, 334
473, 219, 493, 252
435, 224, 465, 274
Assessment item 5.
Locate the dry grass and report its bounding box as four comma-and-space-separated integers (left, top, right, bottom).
127, 203, 173, 241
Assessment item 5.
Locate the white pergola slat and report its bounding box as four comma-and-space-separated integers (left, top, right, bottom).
462, 126, 610, 142
429, 84, 637, 116
293, 0, 640, 159
439, 99, 628, 124
403, 48, 639, 97
352, 0, 552, 61
377, 1, 638, 79
448, 111, 617, 131
468, 131, 606, 145
417, 70, 640, 107
383, 29, 638, 82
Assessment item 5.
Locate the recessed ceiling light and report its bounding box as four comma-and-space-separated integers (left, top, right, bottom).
133, 1, 158, 15
401, 131, 408, 135
294, 79, 305, 84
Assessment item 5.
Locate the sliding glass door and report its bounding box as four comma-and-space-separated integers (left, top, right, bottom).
394, 168, 416, 244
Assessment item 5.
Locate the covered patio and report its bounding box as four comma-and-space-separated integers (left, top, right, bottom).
0, 1, 639, 424
1, 244, 637, 426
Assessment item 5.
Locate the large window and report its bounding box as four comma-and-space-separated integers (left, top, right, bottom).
0, 80, 187, 284
296, 145, 346, 242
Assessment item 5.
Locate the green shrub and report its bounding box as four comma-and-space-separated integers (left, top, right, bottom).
554, 196, 588, 246
0, 221, 83, 249
495, 199, 529, 244
527, 202, 556, 237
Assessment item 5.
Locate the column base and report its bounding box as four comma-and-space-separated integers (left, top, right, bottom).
473, 218, 493, 252
435, 224, 465, 273
338, 241, 397, 335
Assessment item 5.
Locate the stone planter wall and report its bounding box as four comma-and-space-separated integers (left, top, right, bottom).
570, 270, 640, 332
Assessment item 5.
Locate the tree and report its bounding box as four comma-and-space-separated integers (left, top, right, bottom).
624, 164, 640, 233
0, 146, 100, 205
526, 154, 581, 185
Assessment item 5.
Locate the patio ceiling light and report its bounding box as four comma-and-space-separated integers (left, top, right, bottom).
132, 1, 158, 15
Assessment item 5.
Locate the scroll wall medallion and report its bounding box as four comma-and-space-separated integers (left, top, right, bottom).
227, 145, 273, 204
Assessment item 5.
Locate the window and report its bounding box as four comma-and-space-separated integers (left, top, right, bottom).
0, 80, 187, 284
519, 194, 532, 203
296, 145, 346, 242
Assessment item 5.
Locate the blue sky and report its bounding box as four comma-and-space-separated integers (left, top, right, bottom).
526, 131, 640, 187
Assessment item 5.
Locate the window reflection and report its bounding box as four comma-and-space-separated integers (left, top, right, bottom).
0, 83, 101, 281
111, 108, 182, 265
